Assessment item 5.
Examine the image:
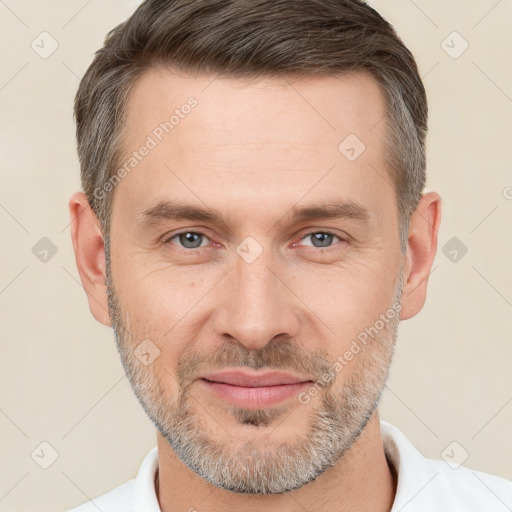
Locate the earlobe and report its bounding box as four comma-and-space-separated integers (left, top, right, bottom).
400, 191, 442, 321
68, 192, 112, 327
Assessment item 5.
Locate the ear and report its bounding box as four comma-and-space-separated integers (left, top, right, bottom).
68, 192, 111, 327
400, 191, 442, 320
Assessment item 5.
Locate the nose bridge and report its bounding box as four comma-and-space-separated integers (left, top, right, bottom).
213, 243, 300, 350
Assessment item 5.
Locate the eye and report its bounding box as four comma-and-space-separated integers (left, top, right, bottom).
165, 231, 210, 250
299, 231, 342, 249
163, 229, 345, 254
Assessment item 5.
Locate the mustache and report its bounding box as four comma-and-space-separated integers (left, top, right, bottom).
175, 338, 333, 388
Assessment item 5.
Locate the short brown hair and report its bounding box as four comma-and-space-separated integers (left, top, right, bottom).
74, 0, 428, 250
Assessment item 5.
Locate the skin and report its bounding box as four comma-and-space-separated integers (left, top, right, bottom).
69, 67, 441, 512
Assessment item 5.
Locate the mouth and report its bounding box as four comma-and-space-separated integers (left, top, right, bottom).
199, 370, 314, 409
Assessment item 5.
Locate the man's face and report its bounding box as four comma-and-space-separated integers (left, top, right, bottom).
106, 68, 405, 494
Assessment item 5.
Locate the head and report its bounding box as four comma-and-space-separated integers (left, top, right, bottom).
70, 0, 440, 496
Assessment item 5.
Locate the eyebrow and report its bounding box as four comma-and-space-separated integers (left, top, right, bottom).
136, 199, 370, 230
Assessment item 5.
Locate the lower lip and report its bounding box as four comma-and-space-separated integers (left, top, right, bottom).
200, 379, 312, 409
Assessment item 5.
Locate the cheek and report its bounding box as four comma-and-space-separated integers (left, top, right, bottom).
111, 260, 216, 365
112, 231, 400, 350
292, 261, 398, 338
113, 252, 204, 316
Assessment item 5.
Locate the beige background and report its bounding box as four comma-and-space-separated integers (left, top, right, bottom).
1, 0, 511, 510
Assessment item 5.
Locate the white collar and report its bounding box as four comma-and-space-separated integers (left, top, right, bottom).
126, 421, 512, 511
136, 421, 421, 509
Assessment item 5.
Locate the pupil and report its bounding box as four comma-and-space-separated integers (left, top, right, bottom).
181, 232, 201, 248
313, 233, 332, 247
178, 232, 333, 249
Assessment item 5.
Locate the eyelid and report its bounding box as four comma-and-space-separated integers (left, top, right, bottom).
163, 229, 213, 248
163, 228, 348, 252
294, 230, 347, 249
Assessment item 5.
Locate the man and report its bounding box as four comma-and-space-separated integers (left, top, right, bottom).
67, 0, 512, 510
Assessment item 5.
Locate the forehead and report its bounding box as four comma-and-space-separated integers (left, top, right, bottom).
114, 66, 394, 229
124, 66, 387, 148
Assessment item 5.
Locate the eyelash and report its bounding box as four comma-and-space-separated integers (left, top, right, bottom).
163, 230, 346, 254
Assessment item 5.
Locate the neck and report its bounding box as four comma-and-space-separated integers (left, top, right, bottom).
155, 410, 397, 512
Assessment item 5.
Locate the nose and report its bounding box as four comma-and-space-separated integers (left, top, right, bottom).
212, 248, 301, 351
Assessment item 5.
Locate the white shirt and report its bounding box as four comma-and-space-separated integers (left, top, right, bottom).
69, 421, 512, 511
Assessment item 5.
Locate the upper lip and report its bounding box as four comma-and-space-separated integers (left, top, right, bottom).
201, 370, 314, 387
